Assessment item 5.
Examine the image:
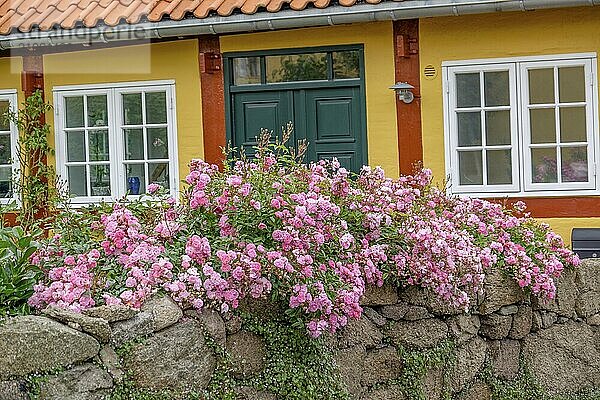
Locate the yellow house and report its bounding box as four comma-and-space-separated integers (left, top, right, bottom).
0, 0, 599, 243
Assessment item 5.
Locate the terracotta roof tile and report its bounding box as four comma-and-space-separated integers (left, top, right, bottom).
218, 0, 246, 16
125, 0, 149, 23
240, 0, 268, 15
193, 0, 226, 18
0, 0, 381, 36
146, 0, 172, 21
265, 0, 290, 12
0, 9, 17, 34
170, 0, 198, 20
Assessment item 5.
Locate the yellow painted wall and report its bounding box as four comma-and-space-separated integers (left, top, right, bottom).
420, 6, 600, 238
220, 22, 399, 177
43, 40, 203, 181
539, 217, 600, 246
0, 57, 23, 102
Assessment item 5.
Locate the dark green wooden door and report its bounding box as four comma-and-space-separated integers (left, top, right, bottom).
301, 87, 364, 172
232, 91, 295, 158
225, 46, 367, 171
231, 87, 365, 170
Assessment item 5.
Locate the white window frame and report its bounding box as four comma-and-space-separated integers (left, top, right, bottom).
0, 90, 18, 204
520, 58, 596, 192
446, 63, 520, 194
443, 53, 599, 198
53, 81, 179, 204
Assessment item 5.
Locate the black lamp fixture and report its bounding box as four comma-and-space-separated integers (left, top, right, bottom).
390, 82, 415, 104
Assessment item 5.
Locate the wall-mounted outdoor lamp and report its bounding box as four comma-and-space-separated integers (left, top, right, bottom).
390, 82, 415, 104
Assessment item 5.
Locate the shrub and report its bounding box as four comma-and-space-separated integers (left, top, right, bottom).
0, 226, 42, 316
28, 132, 579, 337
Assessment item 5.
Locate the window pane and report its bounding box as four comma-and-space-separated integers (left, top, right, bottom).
87, 95, 108, 127
0, 167, 11, 197
561, 146, 588, 183
457, 112, 482, 147
68, 165, 87, 196
65, 97, 84, 128
559, 66, 585, 103
485, 110, 511, 146
529, 68, 555, 104
90, 165, 111, 196
458, 151, 483, 185
233, 57, 261, 85
484, 71, 510, 107
0, 134, 11, 164
123, 93, 143, 125
124, 128, 144, 160
126, 164, 146, 195
149, 163, 170, 189
66, 131, 86, 162
560, 107, 586, 143
145, 92, 167, 125
456, 73, 480, 108
486, 149, 512, 185
266, 53, 327, 83
530, 108, 556, 144
532, 147, 557, 183
333, 51, 360, 79
148, 128, 168, 159
0, 101, 10, 131
88, 130, 109, 162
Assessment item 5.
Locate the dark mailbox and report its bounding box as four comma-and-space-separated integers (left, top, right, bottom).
572, 228, 600, 259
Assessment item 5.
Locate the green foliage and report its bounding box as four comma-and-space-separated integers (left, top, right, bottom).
201, 328, 237, 400
196, 308, 351, 400
239, 312, 349, 400
479, 358, 600, 400
2, 90, 63, 231
0, 226, 42, 316
379, 340, 455, 400
110, 379, 203, 400
22, 367, 65, 399
270, 54, 328, 82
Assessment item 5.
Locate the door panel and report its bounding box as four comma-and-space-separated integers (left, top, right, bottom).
231, 87, 365, 171
233, 91, 294, 157
303, 87, 365, 172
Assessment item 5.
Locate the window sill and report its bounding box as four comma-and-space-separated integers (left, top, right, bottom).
451, 188, 600, 199
450, 192, 600, 218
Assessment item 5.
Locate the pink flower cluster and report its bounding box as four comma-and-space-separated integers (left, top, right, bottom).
28, 147, 579, 338
29, 249, 99, 312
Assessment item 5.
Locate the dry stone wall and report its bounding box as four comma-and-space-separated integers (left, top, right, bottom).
1, 260, 600, 399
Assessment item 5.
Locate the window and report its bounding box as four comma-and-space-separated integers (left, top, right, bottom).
0, 90, 18, 203
444, 54, 598, 196
54, 82, 178, 203
230, 48, 361, 86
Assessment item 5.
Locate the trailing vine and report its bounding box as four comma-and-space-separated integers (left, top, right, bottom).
373, 339, 455, 400
478, 356, 600, 400
240, 312, 349, 400
2, 90, 62, 231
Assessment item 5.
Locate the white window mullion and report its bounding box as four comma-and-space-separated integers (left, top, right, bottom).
553, 66, 563, 185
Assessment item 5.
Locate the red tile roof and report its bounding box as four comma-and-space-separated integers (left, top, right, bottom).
0, 0, 376, 35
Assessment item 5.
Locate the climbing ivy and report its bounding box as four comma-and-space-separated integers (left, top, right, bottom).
201, 326, 237, 400
239, 312, 349, 400
2, 90, 64, 231
195, 310, 350, 400
371, 339, 455, 400
477, 355, 600, 400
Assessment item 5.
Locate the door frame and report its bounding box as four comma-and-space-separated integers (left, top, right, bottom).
223, 44, 368, 166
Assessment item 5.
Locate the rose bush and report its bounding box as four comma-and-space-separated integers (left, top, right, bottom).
28, 134, 579, 337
